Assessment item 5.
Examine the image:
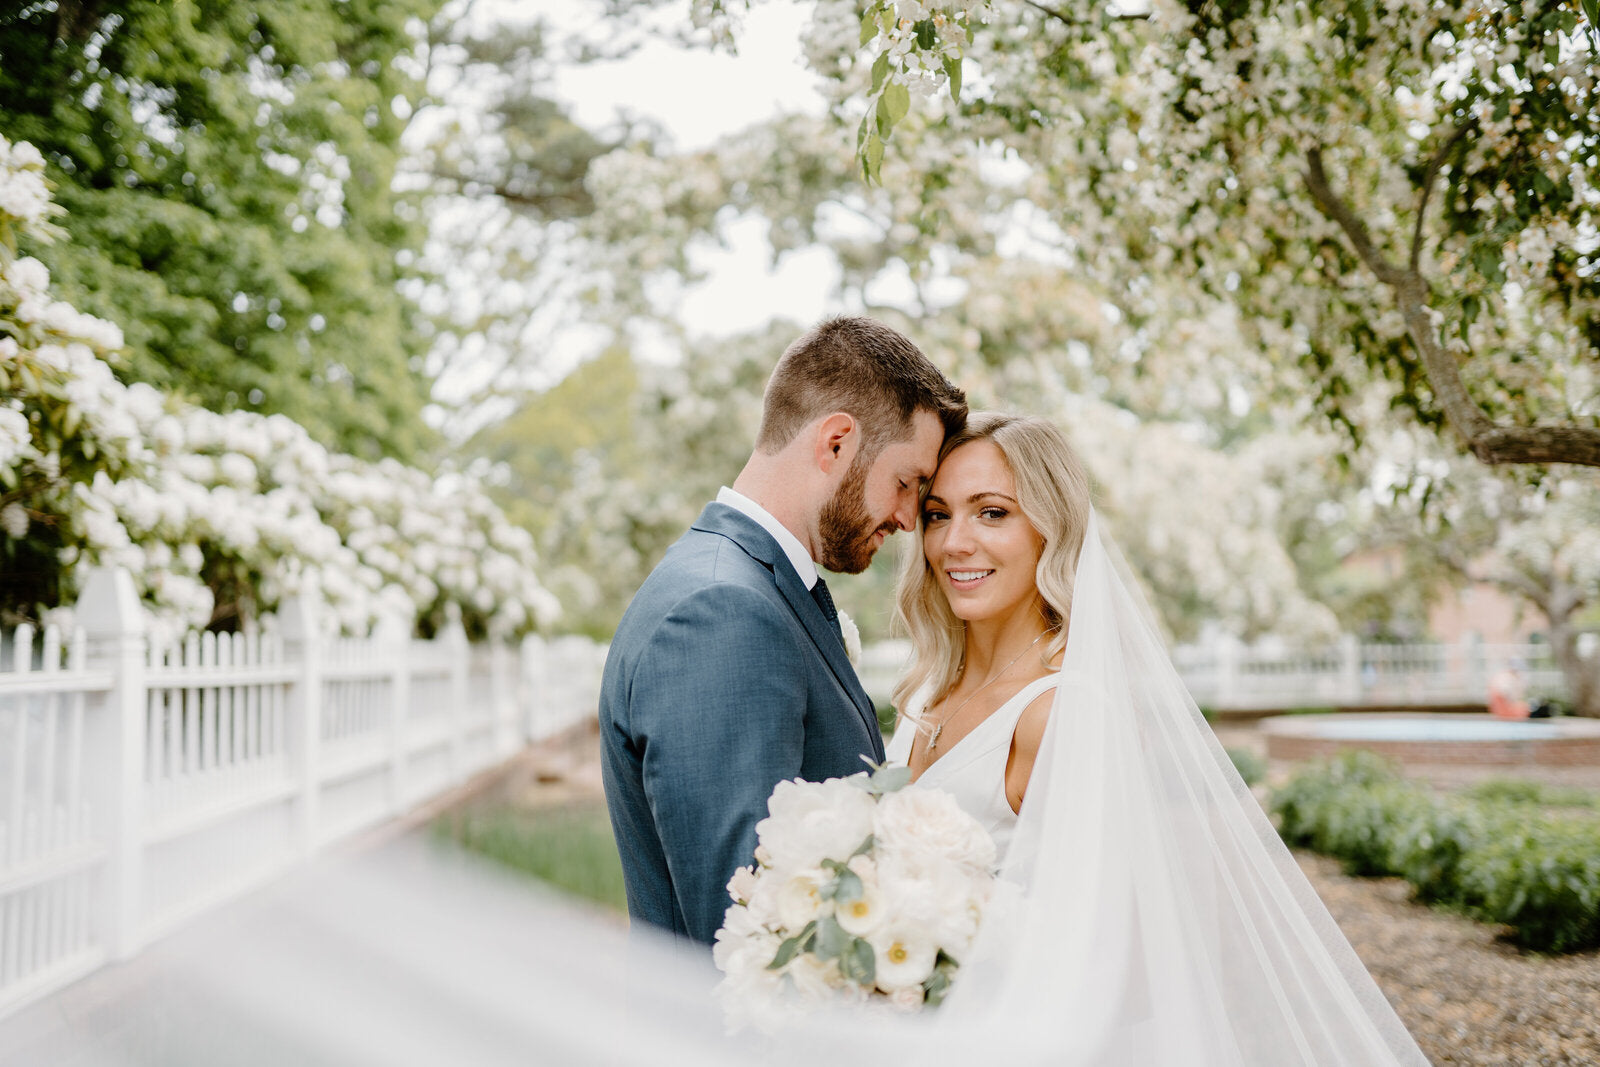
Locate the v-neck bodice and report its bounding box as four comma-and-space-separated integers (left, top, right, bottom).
884, 672, 1062, 863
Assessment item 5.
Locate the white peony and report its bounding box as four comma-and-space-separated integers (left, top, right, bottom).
754, 776, 877, 877
873, 785, 996, 873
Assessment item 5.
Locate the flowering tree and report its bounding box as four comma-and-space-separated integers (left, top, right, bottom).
1, 136, 556, 638
0, 1, 441, 460
827, 0, 1599, 469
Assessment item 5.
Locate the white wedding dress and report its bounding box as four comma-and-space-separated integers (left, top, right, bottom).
884, 674, 1063, 864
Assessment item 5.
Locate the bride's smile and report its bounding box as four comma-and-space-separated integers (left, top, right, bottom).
921, 438, 1046, 627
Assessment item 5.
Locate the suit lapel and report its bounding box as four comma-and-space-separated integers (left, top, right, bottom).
692, 504, 885, 760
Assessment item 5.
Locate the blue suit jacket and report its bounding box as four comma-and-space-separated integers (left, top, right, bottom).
599, 502, 884, 944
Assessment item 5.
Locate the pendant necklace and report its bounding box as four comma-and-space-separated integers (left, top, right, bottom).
927, 630, 1049, 753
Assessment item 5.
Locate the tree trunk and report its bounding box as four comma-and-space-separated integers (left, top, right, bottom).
1549, 615, 1600, 718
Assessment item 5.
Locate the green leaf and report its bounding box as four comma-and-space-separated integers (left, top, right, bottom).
767, 919, 818, 970
914, 18, 937, 49
832, 865, 865, 903
851, 833, 876, 857
840, 937, 876, 985
943, 54, 963, 103
1472, 244, 1504, 285
860, 7, 881, 47
870, 52, 890, 95
813, 915, 847, 960
884, 81, 911, 125
868, 764, 912, 795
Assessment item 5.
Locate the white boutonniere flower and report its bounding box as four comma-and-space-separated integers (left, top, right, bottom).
838, 610, 862, 666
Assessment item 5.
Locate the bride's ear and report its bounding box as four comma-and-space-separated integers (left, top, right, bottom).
813, 412, 859, 475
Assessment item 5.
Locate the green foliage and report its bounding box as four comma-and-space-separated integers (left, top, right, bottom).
1224, 746, 1266, 787
434, 802, 626, 912
1464, 778, 1600, 810
1271, 755, 1600, 952
1459, 816, 1600, 953
0, 0, 441, 461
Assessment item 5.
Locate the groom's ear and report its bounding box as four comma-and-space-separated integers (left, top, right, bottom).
813, 412, 859, 475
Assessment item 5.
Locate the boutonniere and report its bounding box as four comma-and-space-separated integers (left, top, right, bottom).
837, 610, 861, 666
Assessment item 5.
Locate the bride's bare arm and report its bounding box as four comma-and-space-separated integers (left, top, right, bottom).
1004, 689, 1056, 814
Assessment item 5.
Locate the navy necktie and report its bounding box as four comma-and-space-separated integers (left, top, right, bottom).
810, 577, 840, 636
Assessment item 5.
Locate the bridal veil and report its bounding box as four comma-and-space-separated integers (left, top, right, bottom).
0, 511, 1427, 1066
932, 508, 1428, 1065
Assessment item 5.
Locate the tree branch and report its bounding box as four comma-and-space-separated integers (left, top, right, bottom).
1303, 145, 1600, 469
1410, 121, 1473, 273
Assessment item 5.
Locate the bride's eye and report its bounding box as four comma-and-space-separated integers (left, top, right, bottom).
922, 508, 949, 524
980, 506, 1008, 520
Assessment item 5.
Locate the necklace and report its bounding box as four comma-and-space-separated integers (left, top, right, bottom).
927, 630, 1050, 753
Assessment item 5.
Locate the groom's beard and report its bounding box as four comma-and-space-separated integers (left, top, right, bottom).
817, 454, 894, 574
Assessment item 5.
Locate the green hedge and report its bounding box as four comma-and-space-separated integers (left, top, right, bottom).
1271, 753, 1600, 953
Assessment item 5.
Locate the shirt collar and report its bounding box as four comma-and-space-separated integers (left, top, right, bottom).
716, 486, 819, 590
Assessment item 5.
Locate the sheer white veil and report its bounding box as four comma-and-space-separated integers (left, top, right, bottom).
0, 510, 1428, 1066
934, 508, 1428, 1065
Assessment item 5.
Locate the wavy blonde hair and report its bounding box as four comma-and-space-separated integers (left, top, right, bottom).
891, 412, 1093, 716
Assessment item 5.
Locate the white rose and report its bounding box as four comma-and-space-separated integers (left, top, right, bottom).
889, 986, 926, 1012
874, 785, 997, 873
754, 776, 877, 877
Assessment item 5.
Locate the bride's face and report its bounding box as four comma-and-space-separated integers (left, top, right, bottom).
921, 439, 1045, 625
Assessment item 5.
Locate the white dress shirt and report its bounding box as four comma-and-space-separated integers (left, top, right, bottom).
715, 486, 819, 591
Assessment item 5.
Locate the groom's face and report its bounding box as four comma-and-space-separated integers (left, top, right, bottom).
817, 409, 944, 574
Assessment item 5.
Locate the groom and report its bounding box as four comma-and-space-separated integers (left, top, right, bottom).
600, 317, 966, 944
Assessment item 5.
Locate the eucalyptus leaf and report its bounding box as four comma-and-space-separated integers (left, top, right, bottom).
841, 937, 876, 985
833, 865, 864, 903
813, 915, 847, 961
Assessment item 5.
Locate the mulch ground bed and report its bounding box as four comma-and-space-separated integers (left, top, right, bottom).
1298, 850, 1600, 1065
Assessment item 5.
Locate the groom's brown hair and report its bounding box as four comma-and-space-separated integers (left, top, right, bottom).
755, 317, 966, 457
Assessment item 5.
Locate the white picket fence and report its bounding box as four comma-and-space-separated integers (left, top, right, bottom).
0, 567, 607, 1019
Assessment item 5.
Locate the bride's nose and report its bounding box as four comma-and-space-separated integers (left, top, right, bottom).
941, 515, 977, 556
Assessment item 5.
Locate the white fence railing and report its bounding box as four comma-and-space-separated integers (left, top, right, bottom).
857, 636, 1571, 713
0, 567, 605, 1019
1174, 635, 1567, 711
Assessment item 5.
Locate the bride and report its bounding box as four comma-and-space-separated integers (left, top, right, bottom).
883, 412, 1427, 1066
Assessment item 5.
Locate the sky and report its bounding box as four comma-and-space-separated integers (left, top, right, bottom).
525, 1, 844, 341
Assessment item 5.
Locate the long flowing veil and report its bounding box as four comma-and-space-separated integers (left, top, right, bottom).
0, 510, 1428, 1065
936, 509, 1428, 1065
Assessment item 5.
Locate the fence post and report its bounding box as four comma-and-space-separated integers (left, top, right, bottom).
280, 584, 322, 859
490, 641, 516, 757
1339, 633, 1361, 705
79, 567, 146, 961
1215, 636, 1239, 712
439, 610, 469, 782
376, 612, 411, 812
1462, 634, 1486, 705
520, 635, 545, 742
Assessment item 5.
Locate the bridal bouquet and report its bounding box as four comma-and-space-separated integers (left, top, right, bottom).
713, 764, 1008, 1032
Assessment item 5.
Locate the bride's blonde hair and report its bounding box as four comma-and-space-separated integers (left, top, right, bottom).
891, 412, 1093, 715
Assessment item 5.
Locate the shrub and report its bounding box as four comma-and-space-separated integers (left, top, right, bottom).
1465, 779, 1600, 810
1271, 757, 1600, 953
1225, 746, 1266, 786
1460, 815, 1600, 953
